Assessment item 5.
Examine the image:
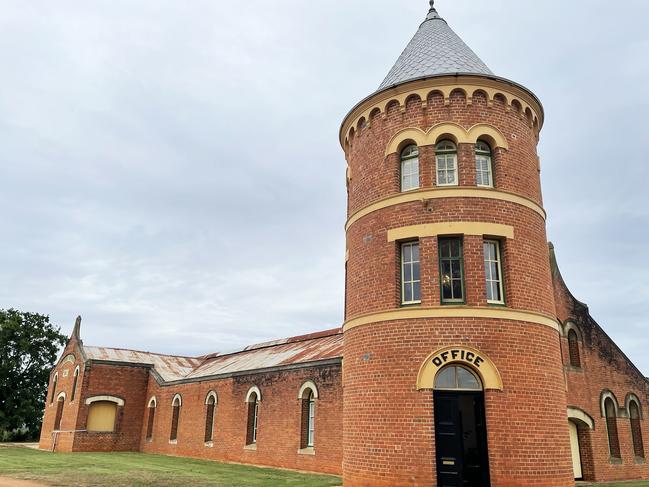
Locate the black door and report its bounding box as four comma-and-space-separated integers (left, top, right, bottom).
434, 391, 490, 487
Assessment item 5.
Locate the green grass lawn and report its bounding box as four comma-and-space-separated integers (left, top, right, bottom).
581, 483, 649, 487
0, 446, 341, 487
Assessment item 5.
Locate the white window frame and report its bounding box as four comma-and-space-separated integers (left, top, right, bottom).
252, 400, 259, 444
436, 140, 458, 187
400, 145, 420, 192
307, 394, 315, 447
483, 240, 505, 304
475, 141, 494, 188
401, 241, 421, 305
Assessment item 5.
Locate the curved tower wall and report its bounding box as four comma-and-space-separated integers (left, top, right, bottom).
340, 75, 575, 486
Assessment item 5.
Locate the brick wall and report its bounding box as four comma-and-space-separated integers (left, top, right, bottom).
341, 79, 574, 486
553, 249, 649, 482
139, 363, 342, 475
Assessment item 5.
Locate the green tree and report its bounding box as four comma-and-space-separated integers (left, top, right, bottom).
0, 309, 66, 440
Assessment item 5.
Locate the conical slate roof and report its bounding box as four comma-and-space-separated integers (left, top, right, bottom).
378, 1, 493, 91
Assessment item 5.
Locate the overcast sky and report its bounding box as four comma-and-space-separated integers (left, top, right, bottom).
1, 0, 648, 374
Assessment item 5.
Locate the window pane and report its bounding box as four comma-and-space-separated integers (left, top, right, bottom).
452, 280, 463, 300
457, 367, 481, 390
435, 367, 456, 389
412, 281, 421, 302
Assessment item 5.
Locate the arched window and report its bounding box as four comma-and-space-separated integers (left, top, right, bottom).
435, 140, 458, 186
400, 145, 420, 192
245, 388, 260, 446
204, 392, 217, 443
475, 140, 493, 187
170, 395, 181, 442
605, 398, 621, 458
299, 382, 319, 449
53, 393, 65, 430
434, 365, 482, 391
50, 373, 58, 404
630, 400, 645, 459
568, 330, 581, 368
146, 397, 156, 441
70, 366, 80, 402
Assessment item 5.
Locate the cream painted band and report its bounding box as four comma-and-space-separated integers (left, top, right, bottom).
340, 75, 543, 147
567, 407, 595, 429
85, 395, 125, 407
387, 222, 514, 242
343, 307, 560, 332
345, 188, 546, 231
385, 122, 508, 156
417, 345, 503, 391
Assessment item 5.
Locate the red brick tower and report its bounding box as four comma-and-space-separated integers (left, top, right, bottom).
340, 2, 574, 486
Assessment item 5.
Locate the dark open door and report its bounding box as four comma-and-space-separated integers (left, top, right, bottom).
434, 391, 490, 487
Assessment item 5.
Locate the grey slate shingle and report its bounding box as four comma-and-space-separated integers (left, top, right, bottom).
378, 4, 493, 91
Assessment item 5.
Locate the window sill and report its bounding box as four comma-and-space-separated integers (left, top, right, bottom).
146, 438, 153, 444
635, 457, 646, 465
204, 441, 214, 448
244, 444, 257, 451
298, 447, 315, 456
400, 302, 421, 308
564, 365, 583, 373
169, 440, 177, 445
609, 457, 623, 465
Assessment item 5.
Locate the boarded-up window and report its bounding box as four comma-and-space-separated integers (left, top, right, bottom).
568, 330, 581, 368
630, 401, 645, 459
146, 406, 155, 440
53, 397, 64, 430
170, 396, 181, 441
87, 401, 117, 432
605, 398, 621, 458
204, 394, 216, 442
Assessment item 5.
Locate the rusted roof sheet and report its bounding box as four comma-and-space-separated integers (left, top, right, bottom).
185, 328, 343, 380
82, 328, 343, 383
83, 346, 203, 382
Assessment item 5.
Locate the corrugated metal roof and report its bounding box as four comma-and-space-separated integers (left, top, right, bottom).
186, 329, 343, 380
83, 347, 203, 382
378, 2, 493, 91
82, 328, 343, 384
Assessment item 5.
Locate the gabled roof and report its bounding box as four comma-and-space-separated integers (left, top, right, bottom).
378, 1, 493, 91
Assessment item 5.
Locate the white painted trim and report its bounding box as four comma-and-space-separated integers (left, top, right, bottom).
73, 365, 80, 377
148, 396, 157, 408
600, 390, 620, 418
245, 386, 261, 403
298, 381, 319, 400
56, 392, 67, 401
626, 393, 643, 420
562, 320, 582, 340
172, 394, 182, 407
85, 395, 125, 407
205, 390, 218, 405
568, 407, 595, 429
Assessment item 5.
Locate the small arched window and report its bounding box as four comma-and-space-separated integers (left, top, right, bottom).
204, 392, 217, 443
146, 397, 156, 441
568, 330, 581, 368
630, 400, 645, 459
400, 145, 420, 192
434, 365, 482, 391
50, 373, 58, 404
299, 382, 318, 449
246, 390, 260, 446
605, 398, 621, 458
70, 366, 80, 402
475, 140, 493, 187
435, 140, 458, 186
170, 395, 181, 442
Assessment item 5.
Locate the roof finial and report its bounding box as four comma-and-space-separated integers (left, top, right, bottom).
426, 0, 441, 20
72, 315, 82, 341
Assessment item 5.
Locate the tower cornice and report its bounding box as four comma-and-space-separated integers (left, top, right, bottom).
340, 74, 544, 149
